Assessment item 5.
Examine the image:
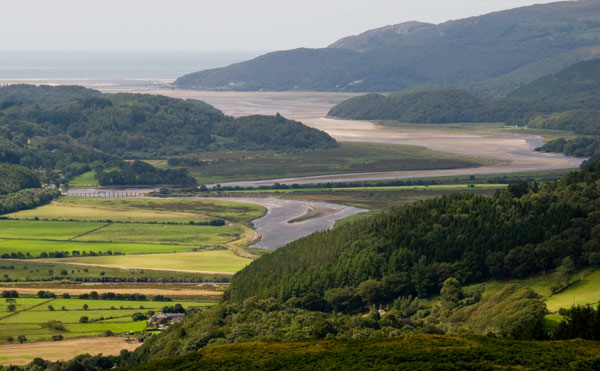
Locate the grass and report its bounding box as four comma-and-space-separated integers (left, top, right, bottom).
546, 269, 600, 312
152, 142, 494, 184
0, 337, 141, 366
374, 121, 584, 141
74, 223, 244, 246
8, 196, 266, 225
1, 196, 264, 263
68, 171, 99, 187
0, 239, 230, 257
0, 297, 210, 345
51, 250, 252, 274
7, 203, 213, 224
0, 260, 225, 283
477, 268, 600, 314
0, 220, 105, 240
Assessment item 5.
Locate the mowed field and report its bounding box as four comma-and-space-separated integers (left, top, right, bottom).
9, 197, 265, 224
0, 196, 263, 274
0, 337, 141, 366
51, 251, 251, 274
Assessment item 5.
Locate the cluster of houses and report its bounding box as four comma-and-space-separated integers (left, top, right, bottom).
147, 312, 186, 331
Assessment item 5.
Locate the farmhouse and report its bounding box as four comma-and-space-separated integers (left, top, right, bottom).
148, 312, 186, 327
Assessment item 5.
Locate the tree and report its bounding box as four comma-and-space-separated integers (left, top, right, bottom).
7, 304, 16, 312
79, 316, 89, 323
17, 335, 27, 343
558, 257, 575, 287
357, 279, 384, 305
440, 278, 463, 304
83, 304, 89, 310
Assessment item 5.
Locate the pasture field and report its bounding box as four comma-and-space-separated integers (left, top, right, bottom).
0, 296, 210, 346
9, 197, 266, 225
149, 142, 494, 184
0, 239, 232, 257
0, 284, 223, 300
0, 220, 106, 240
51, 250, 251, 274
0, 260, 227, 283
68, 171, 99, 187
74, 223, 244, 246
374, 121, 584, 141
7, 203, 213, 224
0, 337, 141, 366
1, 197, 262, 268
476, 268, 599, 314
545, 269, 600, 312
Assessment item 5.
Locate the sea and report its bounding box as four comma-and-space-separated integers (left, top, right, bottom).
0, 50, 263, 82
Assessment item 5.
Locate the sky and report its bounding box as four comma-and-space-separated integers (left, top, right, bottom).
0, 0, 565, 52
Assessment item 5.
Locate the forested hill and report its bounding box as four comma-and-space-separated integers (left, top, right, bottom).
175, 0, 600, 92
329, 58, 600, 132
0, 84, 101, 108
0, 85, 336, 186
328, 89, 489, 123
225, 160, 600, 309
510, 58, 600, 104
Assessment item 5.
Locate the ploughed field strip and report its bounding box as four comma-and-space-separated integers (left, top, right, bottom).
0, 197, 262, 273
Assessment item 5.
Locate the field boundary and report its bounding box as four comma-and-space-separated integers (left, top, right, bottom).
68, 223, 111, 241
29, 259, 236, 275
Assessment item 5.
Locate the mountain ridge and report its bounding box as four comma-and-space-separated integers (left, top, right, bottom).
175, 0, 600, 93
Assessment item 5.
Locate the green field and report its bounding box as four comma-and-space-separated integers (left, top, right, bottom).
0, 297, 208, 344
546, 269, 600, 312
478, 268, 600, 314
0, 259, 224, 283
51, 250, 251, 273
68, 171, 99, 187
8, 196, 266, 225
0, 220, 105, 240
8, 203, 212, 224
374, 121, 584, 141
148, 142, 495, 184
74, 223, 244, 246
1, 197, 263, 268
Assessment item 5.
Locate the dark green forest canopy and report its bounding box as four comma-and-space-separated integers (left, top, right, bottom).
174, 1, 600, 92
0, 84, 101, 109
0, 163, 40, 194
537, 136, 600, 160
224, 160, 600, 308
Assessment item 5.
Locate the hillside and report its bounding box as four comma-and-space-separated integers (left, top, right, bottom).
0, 84, 101, 109
329, 57, 600, 129
122, 336, 600, 371
0, 85, 337, 185
175, 0, 600, 92
225, 162, 600, 307
328, 89, 489, 123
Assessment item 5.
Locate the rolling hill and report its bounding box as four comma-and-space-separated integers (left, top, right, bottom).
175, 0, 600, 93
329, 57, 600, 131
